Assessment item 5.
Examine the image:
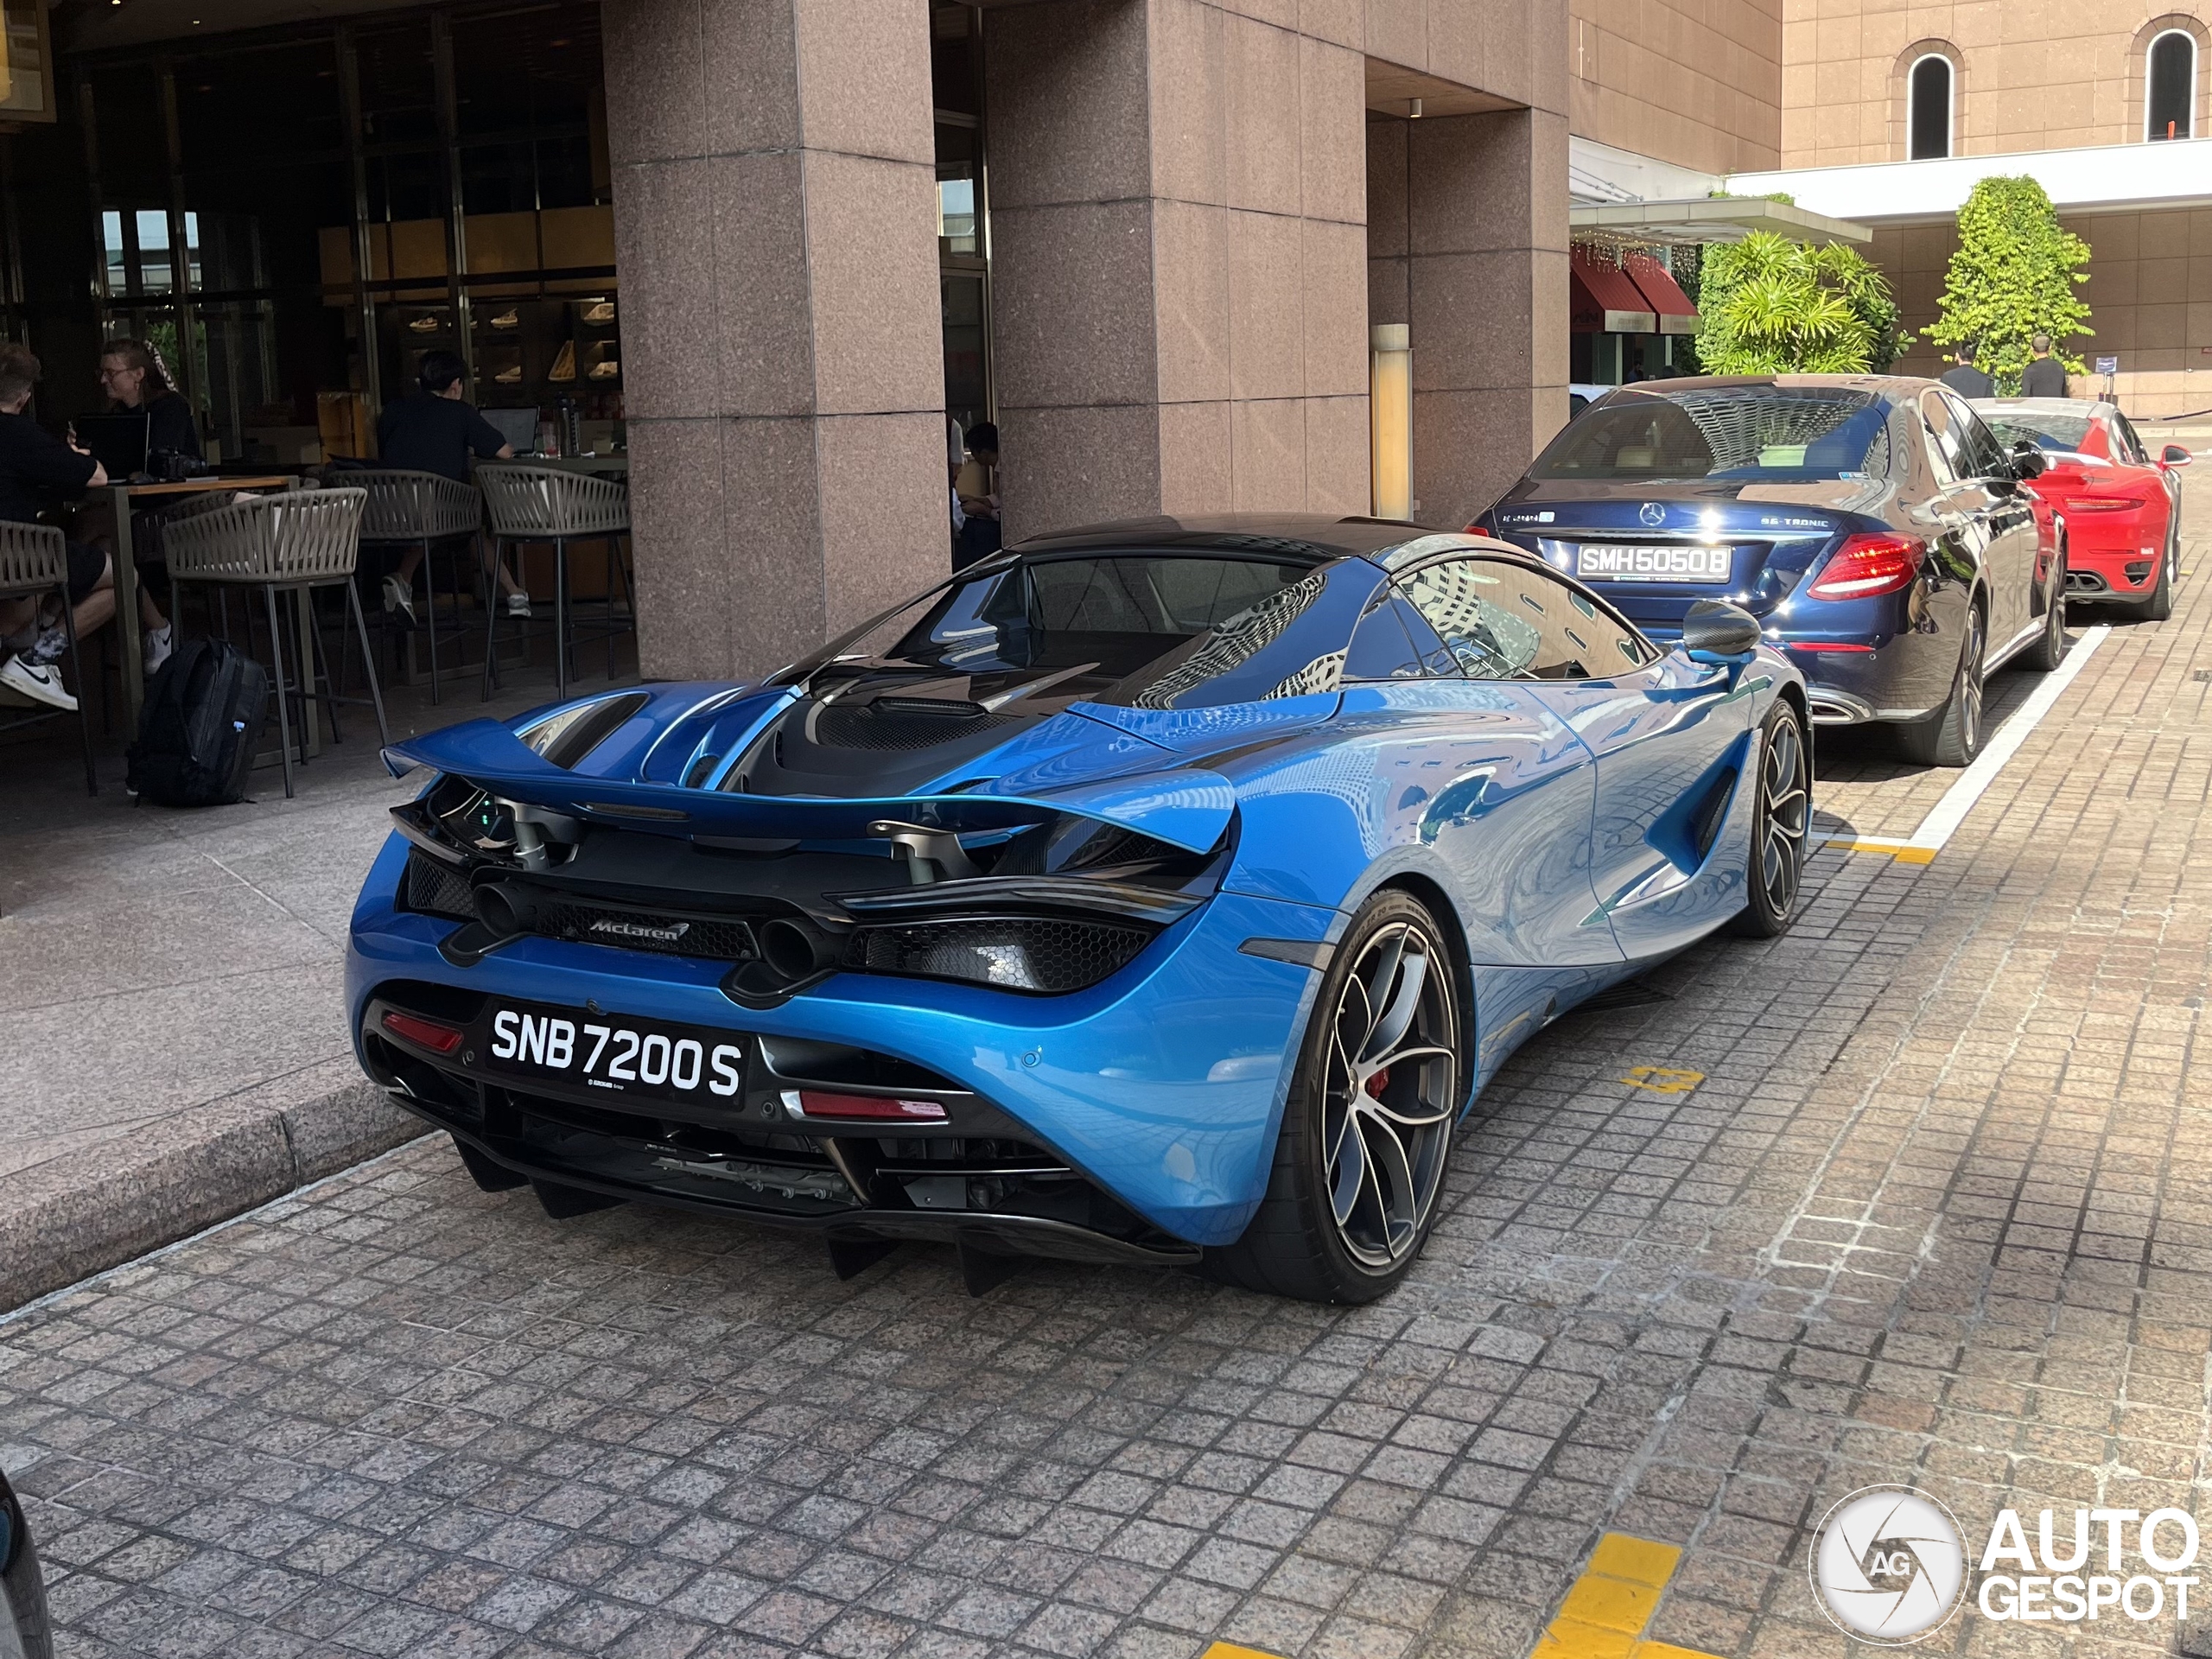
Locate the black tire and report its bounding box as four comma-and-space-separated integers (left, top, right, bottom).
2021, 549, 2068, 671
2, 1486, 54, 1659
2141, 526, 2176, 621
1729, 700, 1810, 938
1207, 891, 1465, 1304
1896, 600, 1986, 768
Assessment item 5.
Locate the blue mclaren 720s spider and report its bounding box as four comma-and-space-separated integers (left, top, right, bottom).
351, 514, 1810, 1302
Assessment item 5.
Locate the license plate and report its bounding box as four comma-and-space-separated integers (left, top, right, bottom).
1575, 543, 1732, 582
481, 999, 747, 1103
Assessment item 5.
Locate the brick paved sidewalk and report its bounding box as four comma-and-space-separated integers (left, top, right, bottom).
3, 522, 2209, 1659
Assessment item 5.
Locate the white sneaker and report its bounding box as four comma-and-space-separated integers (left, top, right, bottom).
382, 574, 417, 625
505, 593, 532, 618
0, 652, 77, 711
143, 624, 173, 677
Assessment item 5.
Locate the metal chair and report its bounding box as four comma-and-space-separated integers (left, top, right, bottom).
0, 522, 97, 794
475, 464, 632, 701
164, 487, 388, 798
353, 468, 487, 705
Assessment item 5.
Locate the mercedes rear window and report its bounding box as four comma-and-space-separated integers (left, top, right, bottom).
1528, 386, 1897, 482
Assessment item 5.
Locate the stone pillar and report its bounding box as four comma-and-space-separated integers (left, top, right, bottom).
1369, 106, 1570, 532
985, 0, 1371, 537
605, 0, 947, 681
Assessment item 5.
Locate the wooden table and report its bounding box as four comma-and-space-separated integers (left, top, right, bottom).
108, 475, 297, 729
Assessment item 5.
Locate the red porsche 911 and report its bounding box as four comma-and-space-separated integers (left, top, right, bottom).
1977, 397, 2192, 619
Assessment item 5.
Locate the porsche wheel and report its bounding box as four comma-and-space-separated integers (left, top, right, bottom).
1897, 600, 1984, 768
2022, 550, 2068, 671
1209, 892, 1463, 1303
1729, 700, 1809, 938
2142, 528, 2176, 621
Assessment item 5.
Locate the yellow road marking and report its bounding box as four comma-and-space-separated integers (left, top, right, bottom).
1530, 1533, 1724, 1659
1203, 1535, 1723, 1659
1622, 1066, 1703, 1094
1822, 623, 2109, 866
1825, 837, 1936, 863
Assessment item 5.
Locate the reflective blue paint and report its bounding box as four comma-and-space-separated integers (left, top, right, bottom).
349, 835, 1328, 1245
351, 619, 1805, 1250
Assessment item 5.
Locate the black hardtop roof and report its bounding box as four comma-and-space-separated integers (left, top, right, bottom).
1006, 513, 1469, 563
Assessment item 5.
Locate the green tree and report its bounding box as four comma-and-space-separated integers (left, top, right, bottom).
1694, 232, 1910, 375
1927, 175, 2092, 391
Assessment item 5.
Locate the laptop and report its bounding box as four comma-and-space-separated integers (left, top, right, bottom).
482, 408, 538, 454
74, 411, 151, 480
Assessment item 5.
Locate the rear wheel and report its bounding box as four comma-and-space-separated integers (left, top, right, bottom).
2022, 549, 2068, 671
1208, 891, 1464, 1303
2141, 524, 2177, 621
1897, 601, 1985, 768
1730, 700, 1810, 938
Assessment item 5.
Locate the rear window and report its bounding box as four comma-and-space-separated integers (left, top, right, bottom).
859, 554, 1379, 709
1529, 386, 1896, 482
1982, 411, 2094, 453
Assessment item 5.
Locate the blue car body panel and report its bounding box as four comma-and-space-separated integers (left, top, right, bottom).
347, 515, 1804, 1260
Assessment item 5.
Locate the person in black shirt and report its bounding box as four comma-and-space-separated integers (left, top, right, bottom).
2019, 334, 2068, 399
99, 337, 200, 461
1938, 341, 1996, 400
94, 337, 199, 675
0, 345, 112, 712
374, 350, 527, 622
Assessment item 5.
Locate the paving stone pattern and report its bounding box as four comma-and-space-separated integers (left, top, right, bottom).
5, 528, 2212, 1659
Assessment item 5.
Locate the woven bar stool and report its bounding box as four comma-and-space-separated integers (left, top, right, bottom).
165, 488, 387, 798
353, 468, 488, 705
0, 522, 97, 794
476, 464, 632, 701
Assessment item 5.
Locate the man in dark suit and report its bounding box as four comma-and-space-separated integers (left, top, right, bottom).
2019, 335, 2068, 398
1939, 341, 1995, 399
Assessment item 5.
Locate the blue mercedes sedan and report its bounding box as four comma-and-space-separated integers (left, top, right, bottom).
1473, 376, 2068, 766
353, 516, 1809, 1303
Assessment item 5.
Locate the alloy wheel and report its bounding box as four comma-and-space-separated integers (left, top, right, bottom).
1960, 609, 1985, 753
1758, 712, 1808, 916
1320, 920, 1459, 1272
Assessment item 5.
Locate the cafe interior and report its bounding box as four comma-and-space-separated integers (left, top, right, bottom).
0, 0, 993, 791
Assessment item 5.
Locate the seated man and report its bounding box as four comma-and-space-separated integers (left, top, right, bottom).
0, 344, 112, 713
375, 349, 527, 622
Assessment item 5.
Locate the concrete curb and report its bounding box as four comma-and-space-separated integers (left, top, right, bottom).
0, 1060, 421, 1313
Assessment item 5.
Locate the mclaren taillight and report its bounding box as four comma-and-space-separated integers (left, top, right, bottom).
2066, 497, 2140, 512
787, 1090, 948, 1122
382, 1009, 465, 1054
1806, 534, 1924, 601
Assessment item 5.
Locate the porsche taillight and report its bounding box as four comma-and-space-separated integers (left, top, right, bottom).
1805, 534, 1924, 601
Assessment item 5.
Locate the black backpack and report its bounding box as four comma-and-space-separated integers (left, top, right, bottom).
126, 639, 270, 807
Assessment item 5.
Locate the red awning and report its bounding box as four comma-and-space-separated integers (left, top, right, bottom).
1570, 250, 1656, 335
1624, 252, 1699, 336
